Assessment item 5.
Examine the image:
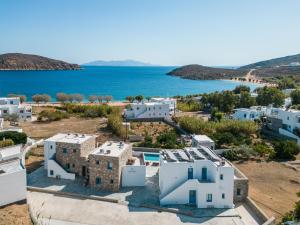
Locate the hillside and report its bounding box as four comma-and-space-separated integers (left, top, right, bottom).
0, 53, 80, 70
83, 59, 155, 67
240, 53, 300, 69
167, 64, 246, 80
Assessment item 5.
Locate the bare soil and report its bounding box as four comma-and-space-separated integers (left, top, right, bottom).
20, 116, 112, 139
234, 160, 300, 222
130, 122, 172, 138
0, 202, 32, 225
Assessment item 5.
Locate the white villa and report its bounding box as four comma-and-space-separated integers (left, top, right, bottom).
0, 145, 27, 206
124, 102, 170, 119
44, 133, 146, 190
0, 97, 32, 121
150, 97, 177, 113
159, 146, 234, 208
192, 134, 215, 150
266, 108, 300, 144
232, 106, 267, 121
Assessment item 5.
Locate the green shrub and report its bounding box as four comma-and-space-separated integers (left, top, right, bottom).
107, 112, 126, 138
61, 103, 113, 118
222, 150, 238, 161
0, 131, 27, 144
273, 140, 300, 160
38, 110, 69, 122
155, 131, 179, 149
252, 142, 274, 157
0, 139, 14, 148
177, 100, 202, 112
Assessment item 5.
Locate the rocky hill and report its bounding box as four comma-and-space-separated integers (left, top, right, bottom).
167, 54, 300, 80
240, 53, 300, 69
0, 53, 80, 70
167, 64, 246, 80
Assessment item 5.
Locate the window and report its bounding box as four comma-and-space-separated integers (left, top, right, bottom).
220, 174, 223, 180
10, 101, 13, 104
96, 177, 101, 185
237, 188, 241, 196
72, 164, 75, 168
206, 194, 212, 202
110, 179, 114, 184
50, 170, 54, 175
96, 160, 100, 165
222, 193, 225, 199
244, 113, 247, 118
287, 116, 289, 120
63, 148, 67, 154
50, 145, 53, 149
66, 163, 70, 169
73, 149, 76, 153
107, 162, 113, 170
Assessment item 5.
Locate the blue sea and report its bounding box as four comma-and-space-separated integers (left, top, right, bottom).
0, 66, 260, 101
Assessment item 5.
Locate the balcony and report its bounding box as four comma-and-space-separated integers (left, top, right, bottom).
198, 178, 215, 183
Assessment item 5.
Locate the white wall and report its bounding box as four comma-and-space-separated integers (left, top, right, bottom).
0, 168, 27, 206
159, 159, 234, 208
44, 141, 56, 169
47, 159, 75, 180
122, 165, 146, 187
125, 103, 170, 119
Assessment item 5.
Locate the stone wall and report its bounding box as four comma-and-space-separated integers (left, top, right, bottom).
55, 137, 95, 177
88, 145, 132, 191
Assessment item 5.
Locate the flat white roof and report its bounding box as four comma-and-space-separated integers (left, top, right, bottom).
131, 102, 168, 106
193, 135, 214, 143
0, 159, 24, 175
91, 141, 130, 157
0, 145, 22, 160
45, 133, 94, 144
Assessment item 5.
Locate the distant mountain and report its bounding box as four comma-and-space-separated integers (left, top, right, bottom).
0, 53, 80, 70
240, 53, 300, 69
83, 59, 156, 67
167, 64, 246, 80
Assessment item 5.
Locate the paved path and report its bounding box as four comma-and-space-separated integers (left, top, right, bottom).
28, 191, 248, 225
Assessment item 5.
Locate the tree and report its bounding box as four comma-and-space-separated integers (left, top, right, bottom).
125, 96, 134, 103
135, 95, 144, 102
97, 96, 103, 103
32, 94, 51, 103
56, 93, 69, 103
105, 95, 113, 103
278, 77, 296, 90
8, 94, 27, 103
233, 85, 250, 94
73, 94, 84, 103
256, 87, 285, 107
238, 91, 256, 108
88, 95, 97, 103
273, 140, 300, 160
291, 89, 300, 105
146, 96, 151, 101
210, 107, 223, 122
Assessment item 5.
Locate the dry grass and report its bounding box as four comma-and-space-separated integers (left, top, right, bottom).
20, 116, 111, 139
234, 160, 300, 222
130, 122, 172, 138
25, 146, 44, 173
0, 202, 32, 225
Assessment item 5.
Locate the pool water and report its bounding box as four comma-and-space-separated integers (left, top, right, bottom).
144, 153, 160, 162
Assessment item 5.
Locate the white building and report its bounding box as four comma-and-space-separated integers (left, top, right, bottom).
0, 145, 27, 206
124, 102, 170, 119
159, 146, 234, 208
150, 97, 177, 113
232, 106, 267, 121
192, 135, 215, 150
266, 108, 300, 143
0, 97, 32, 121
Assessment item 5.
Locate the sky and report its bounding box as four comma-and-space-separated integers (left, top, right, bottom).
0, 0, 300, 66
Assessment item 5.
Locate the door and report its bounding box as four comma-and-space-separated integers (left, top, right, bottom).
188, 167, 193, 179
82, 166, 86, 177
189, 190, 196, 205
202, 167, 207, 180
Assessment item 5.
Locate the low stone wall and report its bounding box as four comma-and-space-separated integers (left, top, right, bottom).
133, 147, 162, 153
245, 197, 276, 225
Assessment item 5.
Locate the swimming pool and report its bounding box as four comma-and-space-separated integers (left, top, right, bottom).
143, 153, 160, 162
